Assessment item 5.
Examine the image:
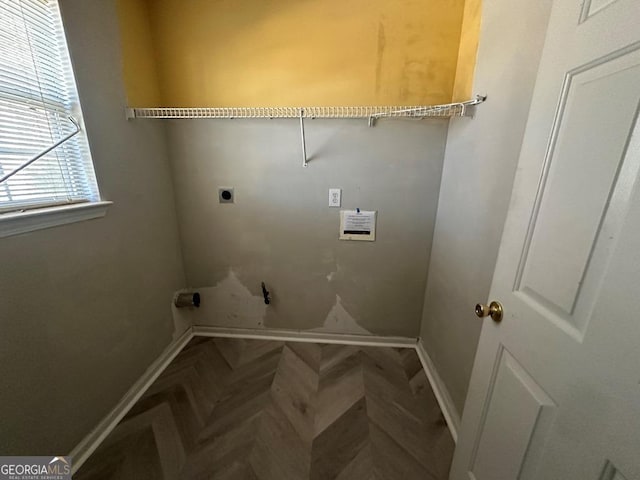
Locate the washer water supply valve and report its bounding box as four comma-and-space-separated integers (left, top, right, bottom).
261, 282, 271, 305
174, 292, 201, 308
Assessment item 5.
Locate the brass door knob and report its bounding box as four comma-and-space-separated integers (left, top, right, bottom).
475, 301, 503, 322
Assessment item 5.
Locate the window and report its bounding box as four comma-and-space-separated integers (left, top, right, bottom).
0, 0, 99, 215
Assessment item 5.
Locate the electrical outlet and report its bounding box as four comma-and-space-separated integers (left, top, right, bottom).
329, 188, 341, 207
218, 187, 234, 204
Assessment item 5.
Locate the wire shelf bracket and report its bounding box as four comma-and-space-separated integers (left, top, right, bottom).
125, 95, 487, 124
125, 96, 487, 167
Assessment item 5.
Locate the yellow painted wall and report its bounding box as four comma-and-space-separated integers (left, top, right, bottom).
452, 0, 482, 102
115, 0, 161, 107
117, 0, 480, 107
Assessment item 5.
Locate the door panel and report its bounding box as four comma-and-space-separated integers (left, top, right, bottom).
516, 45, 640, 335
580, 0, 622, 22
468, 348, 555, 480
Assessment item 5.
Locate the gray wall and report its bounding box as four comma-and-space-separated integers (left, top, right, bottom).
419, 0, 554, 414
0, 0, 185, 454
168, 119, 447, 337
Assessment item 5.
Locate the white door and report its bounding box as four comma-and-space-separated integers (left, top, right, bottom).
450, 0, 640, 479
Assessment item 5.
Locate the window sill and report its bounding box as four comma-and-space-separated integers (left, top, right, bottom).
0, 201, 113, 238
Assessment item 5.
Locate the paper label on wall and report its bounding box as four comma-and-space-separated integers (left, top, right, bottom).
339, 210, 376, 241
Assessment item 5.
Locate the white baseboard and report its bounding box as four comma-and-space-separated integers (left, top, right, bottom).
69, 327, 194, 474
192, 325, 418, 348
69, 326, 457, 474
415, 338, 461, 442
194, 327, 460, 442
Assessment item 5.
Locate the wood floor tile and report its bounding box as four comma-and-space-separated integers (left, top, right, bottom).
270, 345, 319, 446
334, 442, 373, 480
369, 422, 439, 480
76, 338, 454, 480
314, 347, 363, 436
249, 401, 311, 479
310, 398, 369, 480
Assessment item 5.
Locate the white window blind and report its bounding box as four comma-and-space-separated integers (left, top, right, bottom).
0, 0, 99, 213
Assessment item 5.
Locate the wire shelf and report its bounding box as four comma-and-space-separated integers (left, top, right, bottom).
126, 95, 486, 124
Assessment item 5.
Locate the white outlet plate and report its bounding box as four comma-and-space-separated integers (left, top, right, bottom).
329, 188, 341, 207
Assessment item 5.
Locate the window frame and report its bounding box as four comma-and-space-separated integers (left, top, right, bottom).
0, 0, 109, 237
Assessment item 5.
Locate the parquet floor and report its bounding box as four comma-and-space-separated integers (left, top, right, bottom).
75, 337, 454, 480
